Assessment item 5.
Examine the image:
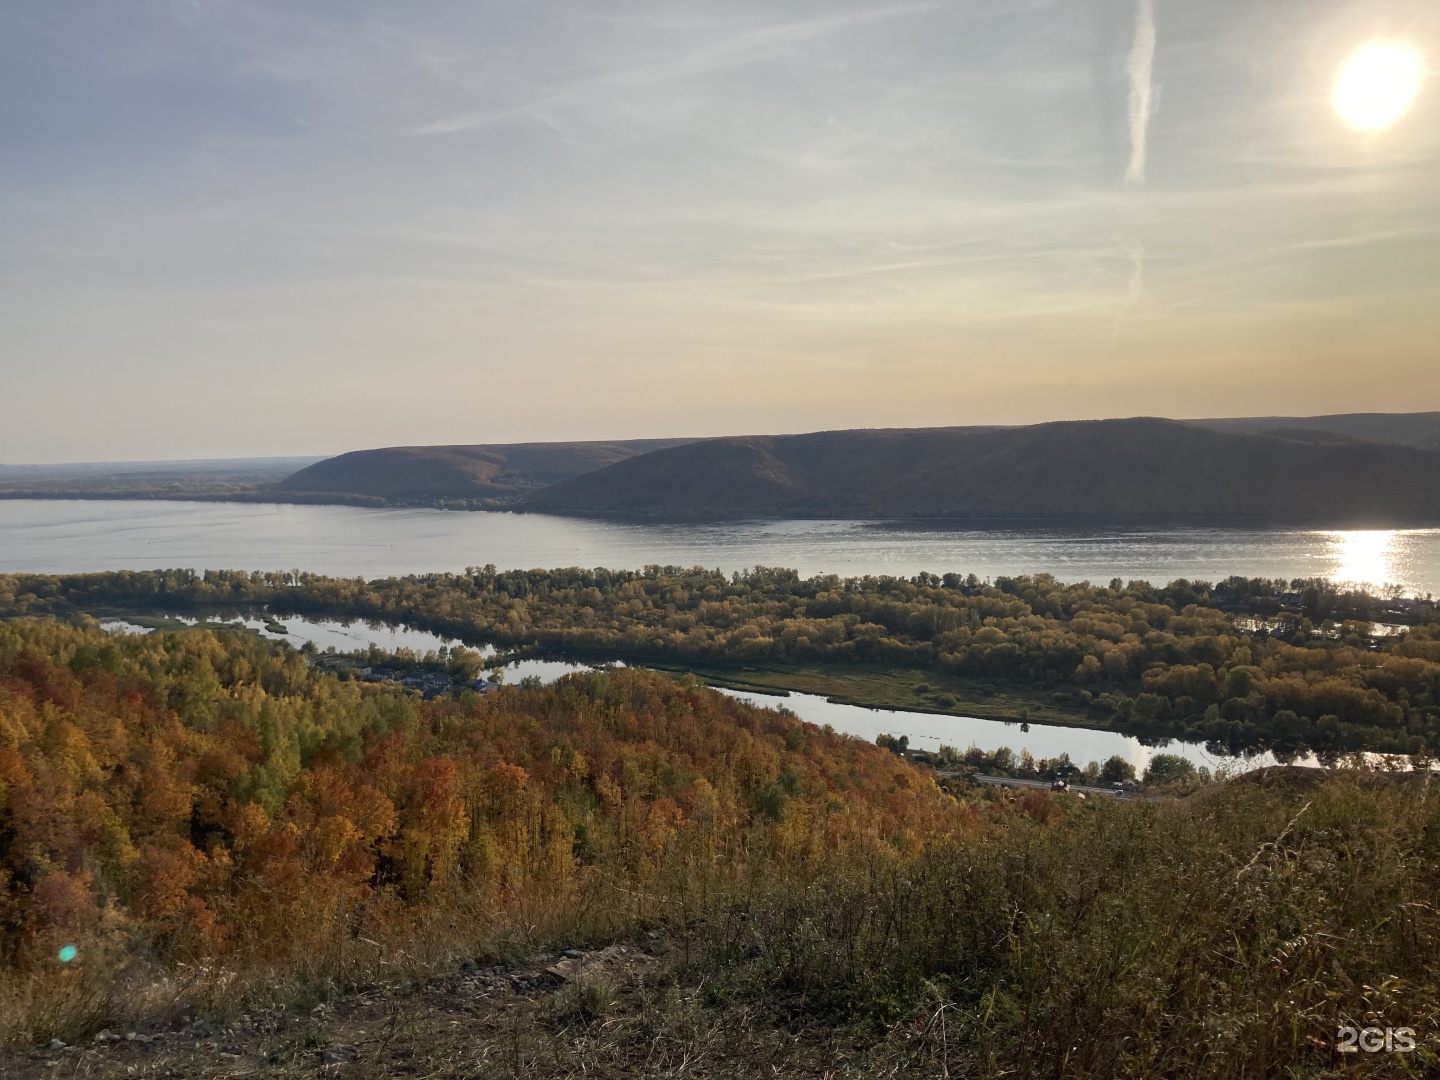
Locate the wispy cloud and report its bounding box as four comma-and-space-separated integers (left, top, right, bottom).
415, 3, 945, 136
1124, 0, 1156, 186
1112, 241, 1146, 343
5, 0, 1438, 460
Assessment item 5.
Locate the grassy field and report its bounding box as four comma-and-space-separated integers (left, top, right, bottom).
671, 662, 1100, 729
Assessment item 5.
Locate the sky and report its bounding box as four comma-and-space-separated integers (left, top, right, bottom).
1, 0, 1437, 463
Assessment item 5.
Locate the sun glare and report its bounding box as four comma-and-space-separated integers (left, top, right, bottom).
1331, 530, 1397, 590
1332, 41, 1424, 132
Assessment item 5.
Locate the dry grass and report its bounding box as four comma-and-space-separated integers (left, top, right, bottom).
6, 771, 1440, 1078
0, 940, 973, 1080
0, 868, 669, 1046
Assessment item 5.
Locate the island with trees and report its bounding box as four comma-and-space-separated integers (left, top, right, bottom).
3, 565, 1437, 759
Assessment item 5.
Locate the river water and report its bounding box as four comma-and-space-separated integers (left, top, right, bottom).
1, 499, 1438, 594
7, 497, 1426, 776
96, 612, 1285, 777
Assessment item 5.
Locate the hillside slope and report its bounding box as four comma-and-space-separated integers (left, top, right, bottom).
521, 417, 1440, 523
275, 438, 695, 502
1195, 411, 1440, 451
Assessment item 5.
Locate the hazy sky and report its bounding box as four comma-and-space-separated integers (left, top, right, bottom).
2, 0, 1437, 462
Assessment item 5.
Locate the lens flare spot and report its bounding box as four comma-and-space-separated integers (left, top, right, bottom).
57, 945, 78, 963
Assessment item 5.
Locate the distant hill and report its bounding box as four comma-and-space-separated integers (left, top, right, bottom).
15, 413, 1439, 519
520, 418, 1440, 524
275, 439, 696, 503
1194, 412, 1440, 452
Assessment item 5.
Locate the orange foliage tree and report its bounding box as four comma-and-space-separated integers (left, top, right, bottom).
0, 620, 965, 977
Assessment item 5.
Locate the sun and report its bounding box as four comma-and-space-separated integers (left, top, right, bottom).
1332, 41, 1424, 132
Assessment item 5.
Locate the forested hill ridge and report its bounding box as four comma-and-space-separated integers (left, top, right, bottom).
1196, 410, 1440, 451
522, 418, 1440, 523
274, 438, 697, 504
7, 413, 1440, 518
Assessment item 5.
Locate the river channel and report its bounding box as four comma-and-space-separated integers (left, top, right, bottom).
4, 497, 1413, 776
99, 612, 1288, 777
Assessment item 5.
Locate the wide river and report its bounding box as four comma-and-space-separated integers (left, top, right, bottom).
7, 498, 1434, 775
1, 499, 1437, 594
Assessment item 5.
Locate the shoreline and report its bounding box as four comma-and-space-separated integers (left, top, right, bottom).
4, 492, 1440, 530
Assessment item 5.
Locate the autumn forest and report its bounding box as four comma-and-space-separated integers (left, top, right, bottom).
4, 566, 1438, 757
4, 568, 1440, 1074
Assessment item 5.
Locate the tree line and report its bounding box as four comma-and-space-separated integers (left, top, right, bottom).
2, 567, 1438, 757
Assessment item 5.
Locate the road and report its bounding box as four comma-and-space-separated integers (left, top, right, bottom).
969, 774, 1128, 797
964, 774, 1175, 802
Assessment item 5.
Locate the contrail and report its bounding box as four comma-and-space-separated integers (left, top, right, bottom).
1125, 0, 1156, 186
1112, 242, 1146, 345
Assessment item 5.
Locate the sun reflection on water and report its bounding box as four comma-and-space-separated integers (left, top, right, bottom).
1329, 530, 1397, 591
